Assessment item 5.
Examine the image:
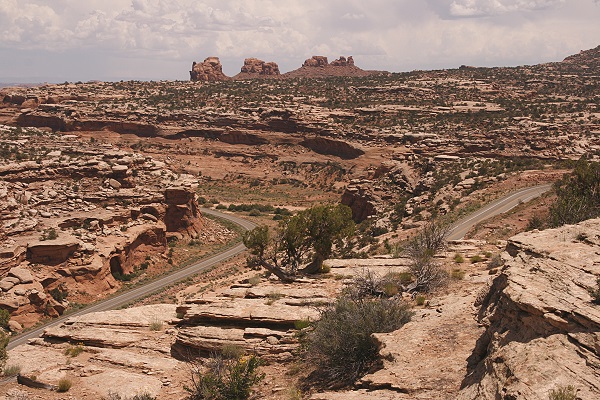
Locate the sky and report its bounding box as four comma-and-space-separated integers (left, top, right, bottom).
0, 0, 599, 83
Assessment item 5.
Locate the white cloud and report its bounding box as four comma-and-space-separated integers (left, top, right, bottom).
0, 0, 598, 81
448, 0, 565, 17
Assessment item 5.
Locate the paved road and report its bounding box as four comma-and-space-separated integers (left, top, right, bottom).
7, 185, 551, 350
7, 208, 256, 351
447, 184, 552, 241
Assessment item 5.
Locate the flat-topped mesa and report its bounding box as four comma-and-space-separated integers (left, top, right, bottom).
302, 55, 329, 68
240, 58, 280, 76
330, 56, 355, 67
190, 57, 229, 82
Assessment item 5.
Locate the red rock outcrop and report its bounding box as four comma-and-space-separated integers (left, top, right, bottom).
235, 58, 280, 79
26, 239, 80, 265
299, 137, 365, 159
164, 187, 205, 236
190, 57, 229, 82
302, 56, 329, 68
330, 56, 354, 67
341, 181, 381, 222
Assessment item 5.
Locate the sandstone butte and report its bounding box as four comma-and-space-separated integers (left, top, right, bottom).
190, 54, 375, 81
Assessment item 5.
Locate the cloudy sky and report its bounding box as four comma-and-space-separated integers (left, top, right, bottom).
1, 0, 599, 82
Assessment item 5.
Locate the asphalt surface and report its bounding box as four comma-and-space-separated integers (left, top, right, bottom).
7, 208, 256, 351
447, 183, 552, 240
6, 184, 552, 350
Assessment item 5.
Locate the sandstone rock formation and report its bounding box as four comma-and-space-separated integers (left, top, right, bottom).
330, 56, 354, 67
190, 57, 229, 82
299, 137, 364, 160
2, 304, 183, 399
285, 55, 373, 78
173, 282, 324, 361
234, 58, 280, 79
302, 56, 329, 68
458, 219, 600, 399
341, 181, 382, 222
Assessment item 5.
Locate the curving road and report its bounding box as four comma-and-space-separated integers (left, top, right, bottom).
447, 183, 552, 240
7, 208, 256, 351
7, 185, 551, 350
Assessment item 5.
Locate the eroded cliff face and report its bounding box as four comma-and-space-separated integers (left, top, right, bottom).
459, 219, 600, 400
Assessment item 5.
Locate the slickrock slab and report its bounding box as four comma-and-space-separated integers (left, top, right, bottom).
81, 368, 163, 399
42, 304, 177, 350
50, 304, 177, 328
90, 348, 181, 371
174, 325, 297, 359
458, 219, 600, 399
176, 298, 319, 329
311, 390, 413, 400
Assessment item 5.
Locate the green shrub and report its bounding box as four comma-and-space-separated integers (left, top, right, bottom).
57, 377, 72, 392
415, 295, 426, 306
470, 255, 484, 263
453, 253, 465, 263
149, 318, 163, 331
304, 296, 412, 387
185, 354, 265, 400
451, 269, 465, 280
548, 385, 577, 400
3, 364, 21, 376
0, 309, 9, 330
550, 158, 600, 227
64, 343, 85, 357
294, 319, 311, 330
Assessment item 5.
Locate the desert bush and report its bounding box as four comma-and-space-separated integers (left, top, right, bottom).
149, 318, 163, 331
403, 220, 450, 293
527, 214, 546, 231
470, 255, 484, 263
304, 295, 412, 387
548, 385, 577, 400
453, 253, 465, 263
550, 158, 600, 227
64, 343, 85, 357
185, 353, 265, 400
415, 295, 426, 306
3, 364, 21, 376
451, 269, 465, 280
0, 309, 10, 330
0, 331, 9, 371
57, 378, 72, 392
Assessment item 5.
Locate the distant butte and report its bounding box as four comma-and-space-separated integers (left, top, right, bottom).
233, 58, 281, 80
189, 57, 230, 82
190, 55, 379, 82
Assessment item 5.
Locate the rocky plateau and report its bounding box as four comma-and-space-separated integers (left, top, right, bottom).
0, 46, 599, 399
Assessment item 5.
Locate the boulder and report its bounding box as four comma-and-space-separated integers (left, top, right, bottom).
8, 267, 34, 284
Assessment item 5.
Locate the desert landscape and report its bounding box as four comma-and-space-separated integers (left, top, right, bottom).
0, 21, 599, 400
